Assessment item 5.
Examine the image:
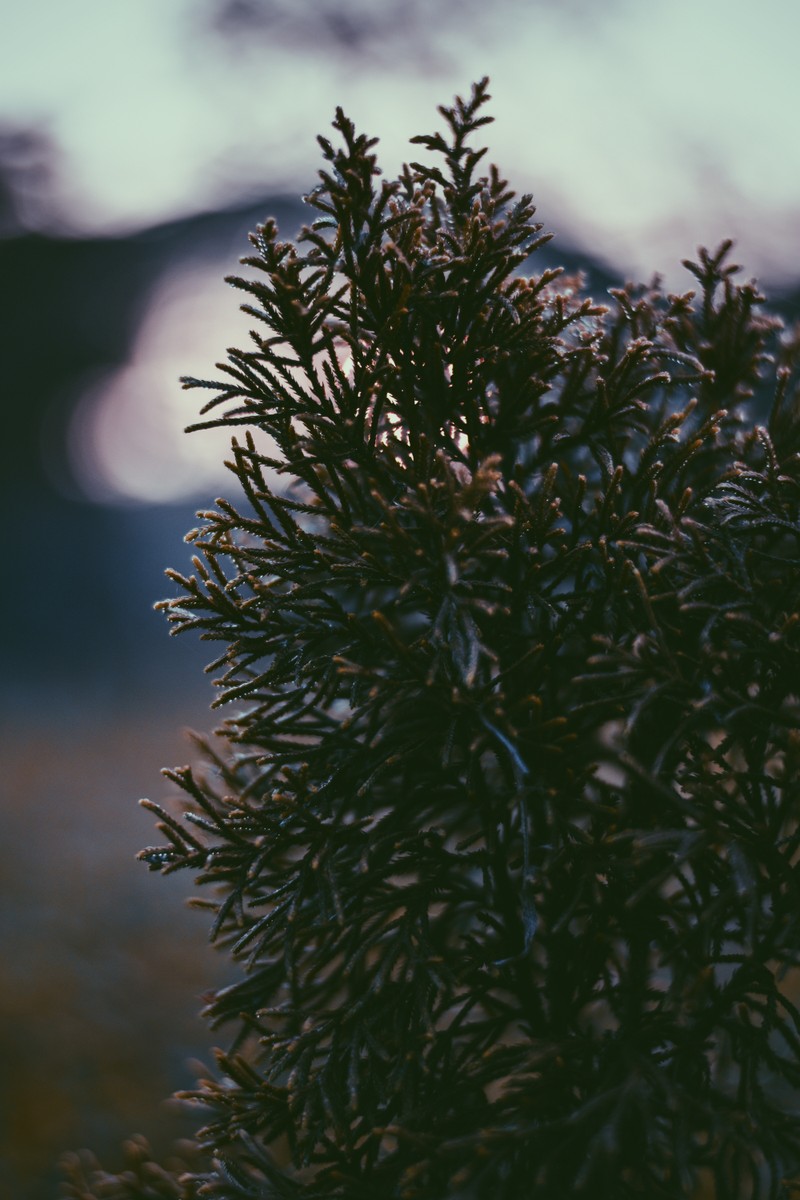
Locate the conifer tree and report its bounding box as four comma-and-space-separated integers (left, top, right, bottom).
64, 80, 800, 1199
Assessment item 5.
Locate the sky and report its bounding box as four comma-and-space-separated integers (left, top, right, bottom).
4, 0, 800, 502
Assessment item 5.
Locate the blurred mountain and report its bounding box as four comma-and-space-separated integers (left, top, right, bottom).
1, 196, 301, 710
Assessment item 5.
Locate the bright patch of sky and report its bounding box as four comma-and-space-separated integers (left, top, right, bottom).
4, 0, 799, 502
4, 0, 799, 278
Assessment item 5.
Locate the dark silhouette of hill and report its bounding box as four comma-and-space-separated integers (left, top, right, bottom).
1, 197, 301, 705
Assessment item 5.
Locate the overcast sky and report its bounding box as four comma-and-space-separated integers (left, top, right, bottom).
4, 0, 800, 502
4, 0, 800, 281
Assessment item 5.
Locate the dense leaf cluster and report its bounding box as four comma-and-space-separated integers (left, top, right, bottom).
65, 81, 800, 1199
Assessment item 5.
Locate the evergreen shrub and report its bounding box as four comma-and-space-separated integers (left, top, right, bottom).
63, 80, 800, 1198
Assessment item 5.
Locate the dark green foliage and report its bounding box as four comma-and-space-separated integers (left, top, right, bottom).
68, 81, 800, 1198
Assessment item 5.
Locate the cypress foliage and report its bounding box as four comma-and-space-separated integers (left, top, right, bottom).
64, 80, 800, 1199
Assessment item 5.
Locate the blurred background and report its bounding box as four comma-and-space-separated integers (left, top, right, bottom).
1, 1, 800, 1195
